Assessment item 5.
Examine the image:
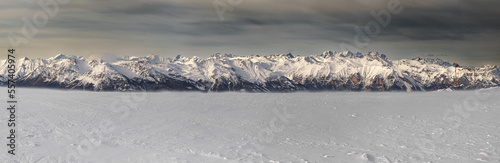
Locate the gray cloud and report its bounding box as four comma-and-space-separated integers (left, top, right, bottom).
1, 0, 499, 66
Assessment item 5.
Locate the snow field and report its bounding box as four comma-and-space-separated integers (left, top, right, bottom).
0, 87, 499, 162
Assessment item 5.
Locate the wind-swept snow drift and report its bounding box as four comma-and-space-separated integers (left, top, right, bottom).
0, 51, 498, 92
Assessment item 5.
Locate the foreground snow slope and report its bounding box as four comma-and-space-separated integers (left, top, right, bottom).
0, 88, 499, 162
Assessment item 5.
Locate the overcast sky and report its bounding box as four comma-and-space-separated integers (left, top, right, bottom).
1, 0, 499, 66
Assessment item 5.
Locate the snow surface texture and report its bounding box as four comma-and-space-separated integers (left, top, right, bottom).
0, 51, 498, 92
1, 88, 499, 162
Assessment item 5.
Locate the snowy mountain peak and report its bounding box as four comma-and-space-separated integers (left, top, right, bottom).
145, 54, 165, 63
340, 51, 364, 58
412, 57, 452, 67
366, 52, 385, 58
210, 53, 235, 58
173, 55, 192, 62
49, 54, 79, 60
1, 52, 498, 92
50, 54, 67, 60
320, 51, 334, 58
146, 54, 159, 59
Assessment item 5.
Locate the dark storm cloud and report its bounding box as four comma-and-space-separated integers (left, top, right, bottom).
240, 0, 500, 41
7, 0, 500, 41
80, 0, 206, 18
42, 0, 368, 38
98, 2, 181, 15
1, 0, 499, 65
374, 0, 500, 41
41, 0, 244, 36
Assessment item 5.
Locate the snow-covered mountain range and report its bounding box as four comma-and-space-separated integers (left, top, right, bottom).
1, 51, 498, 92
